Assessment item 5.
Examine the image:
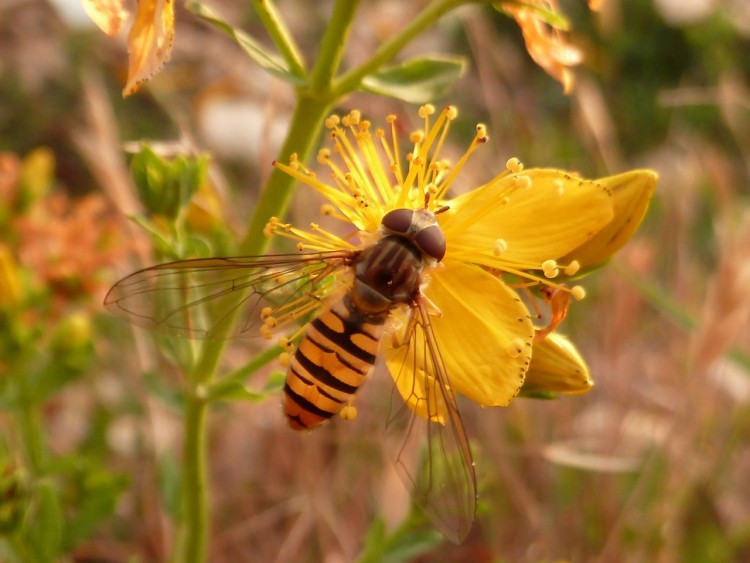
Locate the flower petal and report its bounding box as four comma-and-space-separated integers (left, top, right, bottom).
521, 332, 593, 396
123, 0, 175, 96
385, 260, 534, 409
442, 169, 614, 270
561, 170, 657, 269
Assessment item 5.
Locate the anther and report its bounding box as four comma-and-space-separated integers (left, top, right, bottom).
340, 404, 358, 421
325, 115, 340, 128
571, 285, 586, 301
419, 104, 436, 117
446, 106, 458, 119
493, 239, 508, 255
542, 259, 559, 278
564, 260, 581, 276
260, 307, 273, 320
505, 157, 524, 173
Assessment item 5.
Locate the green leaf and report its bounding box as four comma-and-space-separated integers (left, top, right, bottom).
361, 55, 467, 104
63, 466, 129, 548
187, 2, 305, 85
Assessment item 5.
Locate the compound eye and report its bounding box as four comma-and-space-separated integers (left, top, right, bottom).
415, 224, 446, 261
381, 208, 414, 234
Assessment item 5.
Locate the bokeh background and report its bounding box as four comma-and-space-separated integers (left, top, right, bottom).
2, 0, 750, 561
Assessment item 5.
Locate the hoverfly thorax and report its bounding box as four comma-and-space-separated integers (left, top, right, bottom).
351, 208, 445, 315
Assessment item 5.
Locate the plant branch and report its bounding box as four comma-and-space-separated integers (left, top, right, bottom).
250, 0, 307, 78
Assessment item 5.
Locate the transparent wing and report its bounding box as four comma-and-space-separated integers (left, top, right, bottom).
104, 251, 352, 339
385, 297, 477, 544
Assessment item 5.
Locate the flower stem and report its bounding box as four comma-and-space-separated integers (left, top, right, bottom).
177, 392, 210, 563
309, 0, 361, 90
239, 94, 333, 256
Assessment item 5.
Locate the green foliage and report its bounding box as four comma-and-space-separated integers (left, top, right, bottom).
362, 56, 467, 103
130, 147, 209, 221
187, 2, 305, 85
356, 514, 445, 563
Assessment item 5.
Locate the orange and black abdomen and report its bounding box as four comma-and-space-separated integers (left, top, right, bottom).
284, 296, 386, 430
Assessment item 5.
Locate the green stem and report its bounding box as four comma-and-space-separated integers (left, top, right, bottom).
239, 95, 333, 255
331, 0, 472, 98
177, 393, 210, 563
250, 0, 307, 78
309, 0, 361, 90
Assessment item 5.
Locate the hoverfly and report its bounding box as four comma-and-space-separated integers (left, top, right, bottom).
105, 206, 477, 543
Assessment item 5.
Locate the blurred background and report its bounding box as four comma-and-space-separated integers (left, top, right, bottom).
2, 0, 750, 561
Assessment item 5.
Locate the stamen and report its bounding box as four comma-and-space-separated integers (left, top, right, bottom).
542, 259, 559, 279
418, 104, 436, 118
475, 123, 489, 143
279, 352, 291, 367
340, 404, 358, 421
564, 260, 581, 276
571, 285, 586, 301
493, 239, 508, 256
505, 157, 524, 173
325, 115, 340, 129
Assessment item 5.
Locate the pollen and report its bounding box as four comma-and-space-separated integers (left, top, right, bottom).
506, 337, 526, 358
260, 306, 273, 320
264, 315, 278, 329
278, 352, 291, 367
419, 104, 436, 118
542, 259, 559, 278
317, 148, 331, 164
493, 238, 508, 255
410, 130, 424, 144
505, 157, 524, 174
278, 336, 295, 352
564, 260, 581, 276
445, 105, 458, 119
571, 285, 587, 301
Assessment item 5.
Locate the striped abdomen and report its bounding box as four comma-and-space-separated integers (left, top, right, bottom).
283, 296, 386, 430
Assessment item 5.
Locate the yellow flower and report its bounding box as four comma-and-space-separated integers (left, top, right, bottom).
273, 105, 655, 416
